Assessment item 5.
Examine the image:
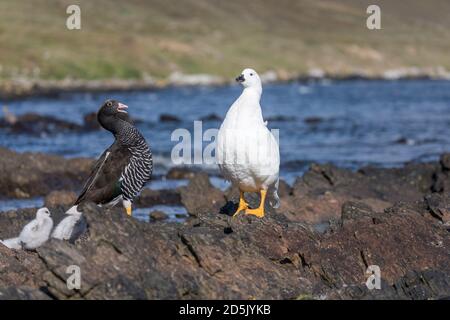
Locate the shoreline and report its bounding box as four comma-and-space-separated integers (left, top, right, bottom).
2, 71, 450, 101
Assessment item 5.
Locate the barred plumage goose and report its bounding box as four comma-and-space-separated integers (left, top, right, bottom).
73, 99, 153, 216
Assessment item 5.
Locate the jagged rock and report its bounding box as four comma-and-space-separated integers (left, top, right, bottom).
440, 153, 450, 171
424, 193, 450, 224
149, 211, 168, 221
0, 196, 448, 300
324, 270, 450, 300
0, 245, 46, 288
277, 179, 292, 198
340, 201, 374, 226
1, 154, 450, 299
432, 153, 450, 193
179, 173, 226, 216
0, 148, 93, 199
0, 287, 51, 300
281, 161, 438, 223
83, 275, 148, 299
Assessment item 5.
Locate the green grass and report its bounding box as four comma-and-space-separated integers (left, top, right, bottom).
1, 0, 450, 80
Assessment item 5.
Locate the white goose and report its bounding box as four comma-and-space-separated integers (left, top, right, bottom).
217, 68, 280, 218
52, 205, 86, 241
0, 207, 53, 250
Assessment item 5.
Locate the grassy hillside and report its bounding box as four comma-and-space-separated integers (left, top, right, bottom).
1, 0, 450, 81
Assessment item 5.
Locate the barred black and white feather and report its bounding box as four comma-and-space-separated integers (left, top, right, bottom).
117, 124, 153, 202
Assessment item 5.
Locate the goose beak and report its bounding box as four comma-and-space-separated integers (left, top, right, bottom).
117, 103, 128, 114
235, 74, 245, 83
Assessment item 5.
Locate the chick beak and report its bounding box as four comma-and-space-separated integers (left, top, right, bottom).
235, 74, 245, 83
117, 103, 128, 113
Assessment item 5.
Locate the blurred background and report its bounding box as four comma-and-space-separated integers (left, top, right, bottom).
1, 0, 450, 217
1, 0, 450, 81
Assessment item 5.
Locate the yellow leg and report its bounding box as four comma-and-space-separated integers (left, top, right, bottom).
126, 206, 132, 216
123, 200, 132, 216
232, 191, 249, 217
245, 189, 267, 218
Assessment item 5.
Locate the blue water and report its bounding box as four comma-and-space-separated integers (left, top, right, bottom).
2, 79, 450, 187
0, 197, 45, 212
133, 205, 188, 222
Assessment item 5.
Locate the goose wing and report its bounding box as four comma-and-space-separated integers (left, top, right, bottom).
75, 142, 131, 205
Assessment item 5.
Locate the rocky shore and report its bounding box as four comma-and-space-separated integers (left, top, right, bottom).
0, 148, 449, 299
2, 67, 450, 100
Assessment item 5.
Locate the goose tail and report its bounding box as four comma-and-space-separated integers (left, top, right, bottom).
66, 205, 82, 215
0, 237, 22, 250
269, 178, 280, 209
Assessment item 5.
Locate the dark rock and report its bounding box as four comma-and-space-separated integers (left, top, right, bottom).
431, 171, 450, 193
277, 179, 292, 198
149, 211, 168, 221
306, 208, 450, 297
0, 196, 449, 299
295, 162, 436, 203
179, 173, 226, 216
1, 154, 450, 299
0, 244, 46, 288
440, 153, 450, 171
265, 115, 296, 122
432, 154, 450, 192
82, 112, 100, 130
0, 287, 51, 300
304, 116, 323, 125
0, 113, 82, 135
166, 167, 198, 180
324, 270, 450, 300
199, 113, 222, 121
392, 270, 450, 300
341, 201, 374, 226
424, 193, 450, 223
0, 148, 93, 199
333, 269, 450, 300
44, 190, 77, 208
135, 188, 181, 207
159, 114, 181, 123
84, 275, 148, 300
358, 163, 436, 203
395, 137, 411, 145
0, 110, 142, 135
0, 208, 39, 239
281, 162, 437, 223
